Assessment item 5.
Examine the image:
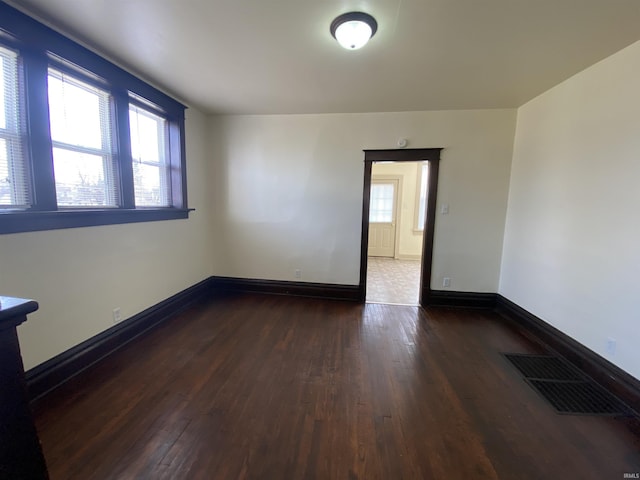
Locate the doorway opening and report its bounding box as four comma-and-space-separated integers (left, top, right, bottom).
358, 149, 441, 307
366, 163, 424, 305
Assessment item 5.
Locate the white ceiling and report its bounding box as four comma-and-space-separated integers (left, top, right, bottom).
6, 0, 640, 115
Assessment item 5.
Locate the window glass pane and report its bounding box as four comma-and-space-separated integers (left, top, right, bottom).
48, 68, 118, 207
130, 106, 162, 164
52, 148, 112, 206
48, 70, 105, 149
129, 104, 170, 206
132, 162, 165, 206
0, 138, 12, 204
369, 183, 394, 223
0, 45, 29, 208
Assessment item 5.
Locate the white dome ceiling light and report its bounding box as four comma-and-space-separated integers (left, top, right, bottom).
330, 12, 378, 50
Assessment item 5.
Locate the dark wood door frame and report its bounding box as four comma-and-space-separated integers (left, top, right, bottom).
359, 148, 442, 306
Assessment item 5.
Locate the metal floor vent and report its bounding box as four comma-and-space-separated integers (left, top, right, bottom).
503, 353, 632, 416
503, 353, 585, 381
527, 379, 630, 416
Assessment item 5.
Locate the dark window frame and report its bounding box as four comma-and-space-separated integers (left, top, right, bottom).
0, 2, 191, 234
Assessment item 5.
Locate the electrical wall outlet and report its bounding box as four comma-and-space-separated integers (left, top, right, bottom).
443, 277, 451, 287
295, 269, 302, 279
112, 307, 122, 324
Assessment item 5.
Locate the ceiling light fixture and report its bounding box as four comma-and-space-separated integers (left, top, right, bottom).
330, 12, 378, 50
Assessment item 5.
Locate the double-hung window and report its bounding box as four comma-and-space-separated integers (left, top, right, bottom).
129, 103, 170, 207
48, 68, 118, 208
0, 2, 190, 234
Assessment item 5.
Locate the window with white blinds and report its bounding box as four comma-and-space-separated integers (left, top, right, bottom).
0, 2, 189, 234
0, 45, 29, 209
48, 69, 119, 207
129, 105, 170, 207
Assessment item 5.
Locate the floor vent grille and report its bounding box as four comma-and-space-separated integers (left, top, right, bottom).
503, 353, 585, 381
503, 353, 633, 416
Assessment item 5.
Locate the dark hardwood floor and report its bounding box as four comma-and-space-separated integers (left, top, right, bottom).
33, 294, 640, 479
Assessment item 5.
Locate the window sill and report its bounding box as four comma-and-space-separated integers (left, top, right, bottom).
412, 228, 425, 235
0, 208, 194, 235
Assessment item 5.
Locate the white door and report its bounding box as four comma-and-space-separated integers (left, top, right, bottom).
368, 179, 398, 257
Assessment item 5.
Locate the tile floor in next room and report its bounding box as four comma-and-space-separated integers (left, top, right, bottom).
366, 256, 421, 305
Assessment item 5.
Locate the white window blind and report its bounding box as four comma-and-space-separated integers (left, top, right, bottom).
129, 104, 170, 207
48, 68, 119, 207
0, 45, 29, 208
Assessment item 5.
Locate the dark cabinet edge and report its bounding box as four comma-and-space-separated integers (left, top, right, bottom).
0, 297, 39, 324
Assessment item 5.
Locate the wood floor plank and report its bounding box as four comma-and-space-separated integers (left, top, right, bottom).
33, 294, 640, 479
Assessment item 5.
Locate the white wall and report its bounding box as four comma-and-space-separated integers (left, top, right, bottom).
0, 108, 215, 370
500, 41, 640, 380
371, 162, 423, 259
210, 109, 516, 291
